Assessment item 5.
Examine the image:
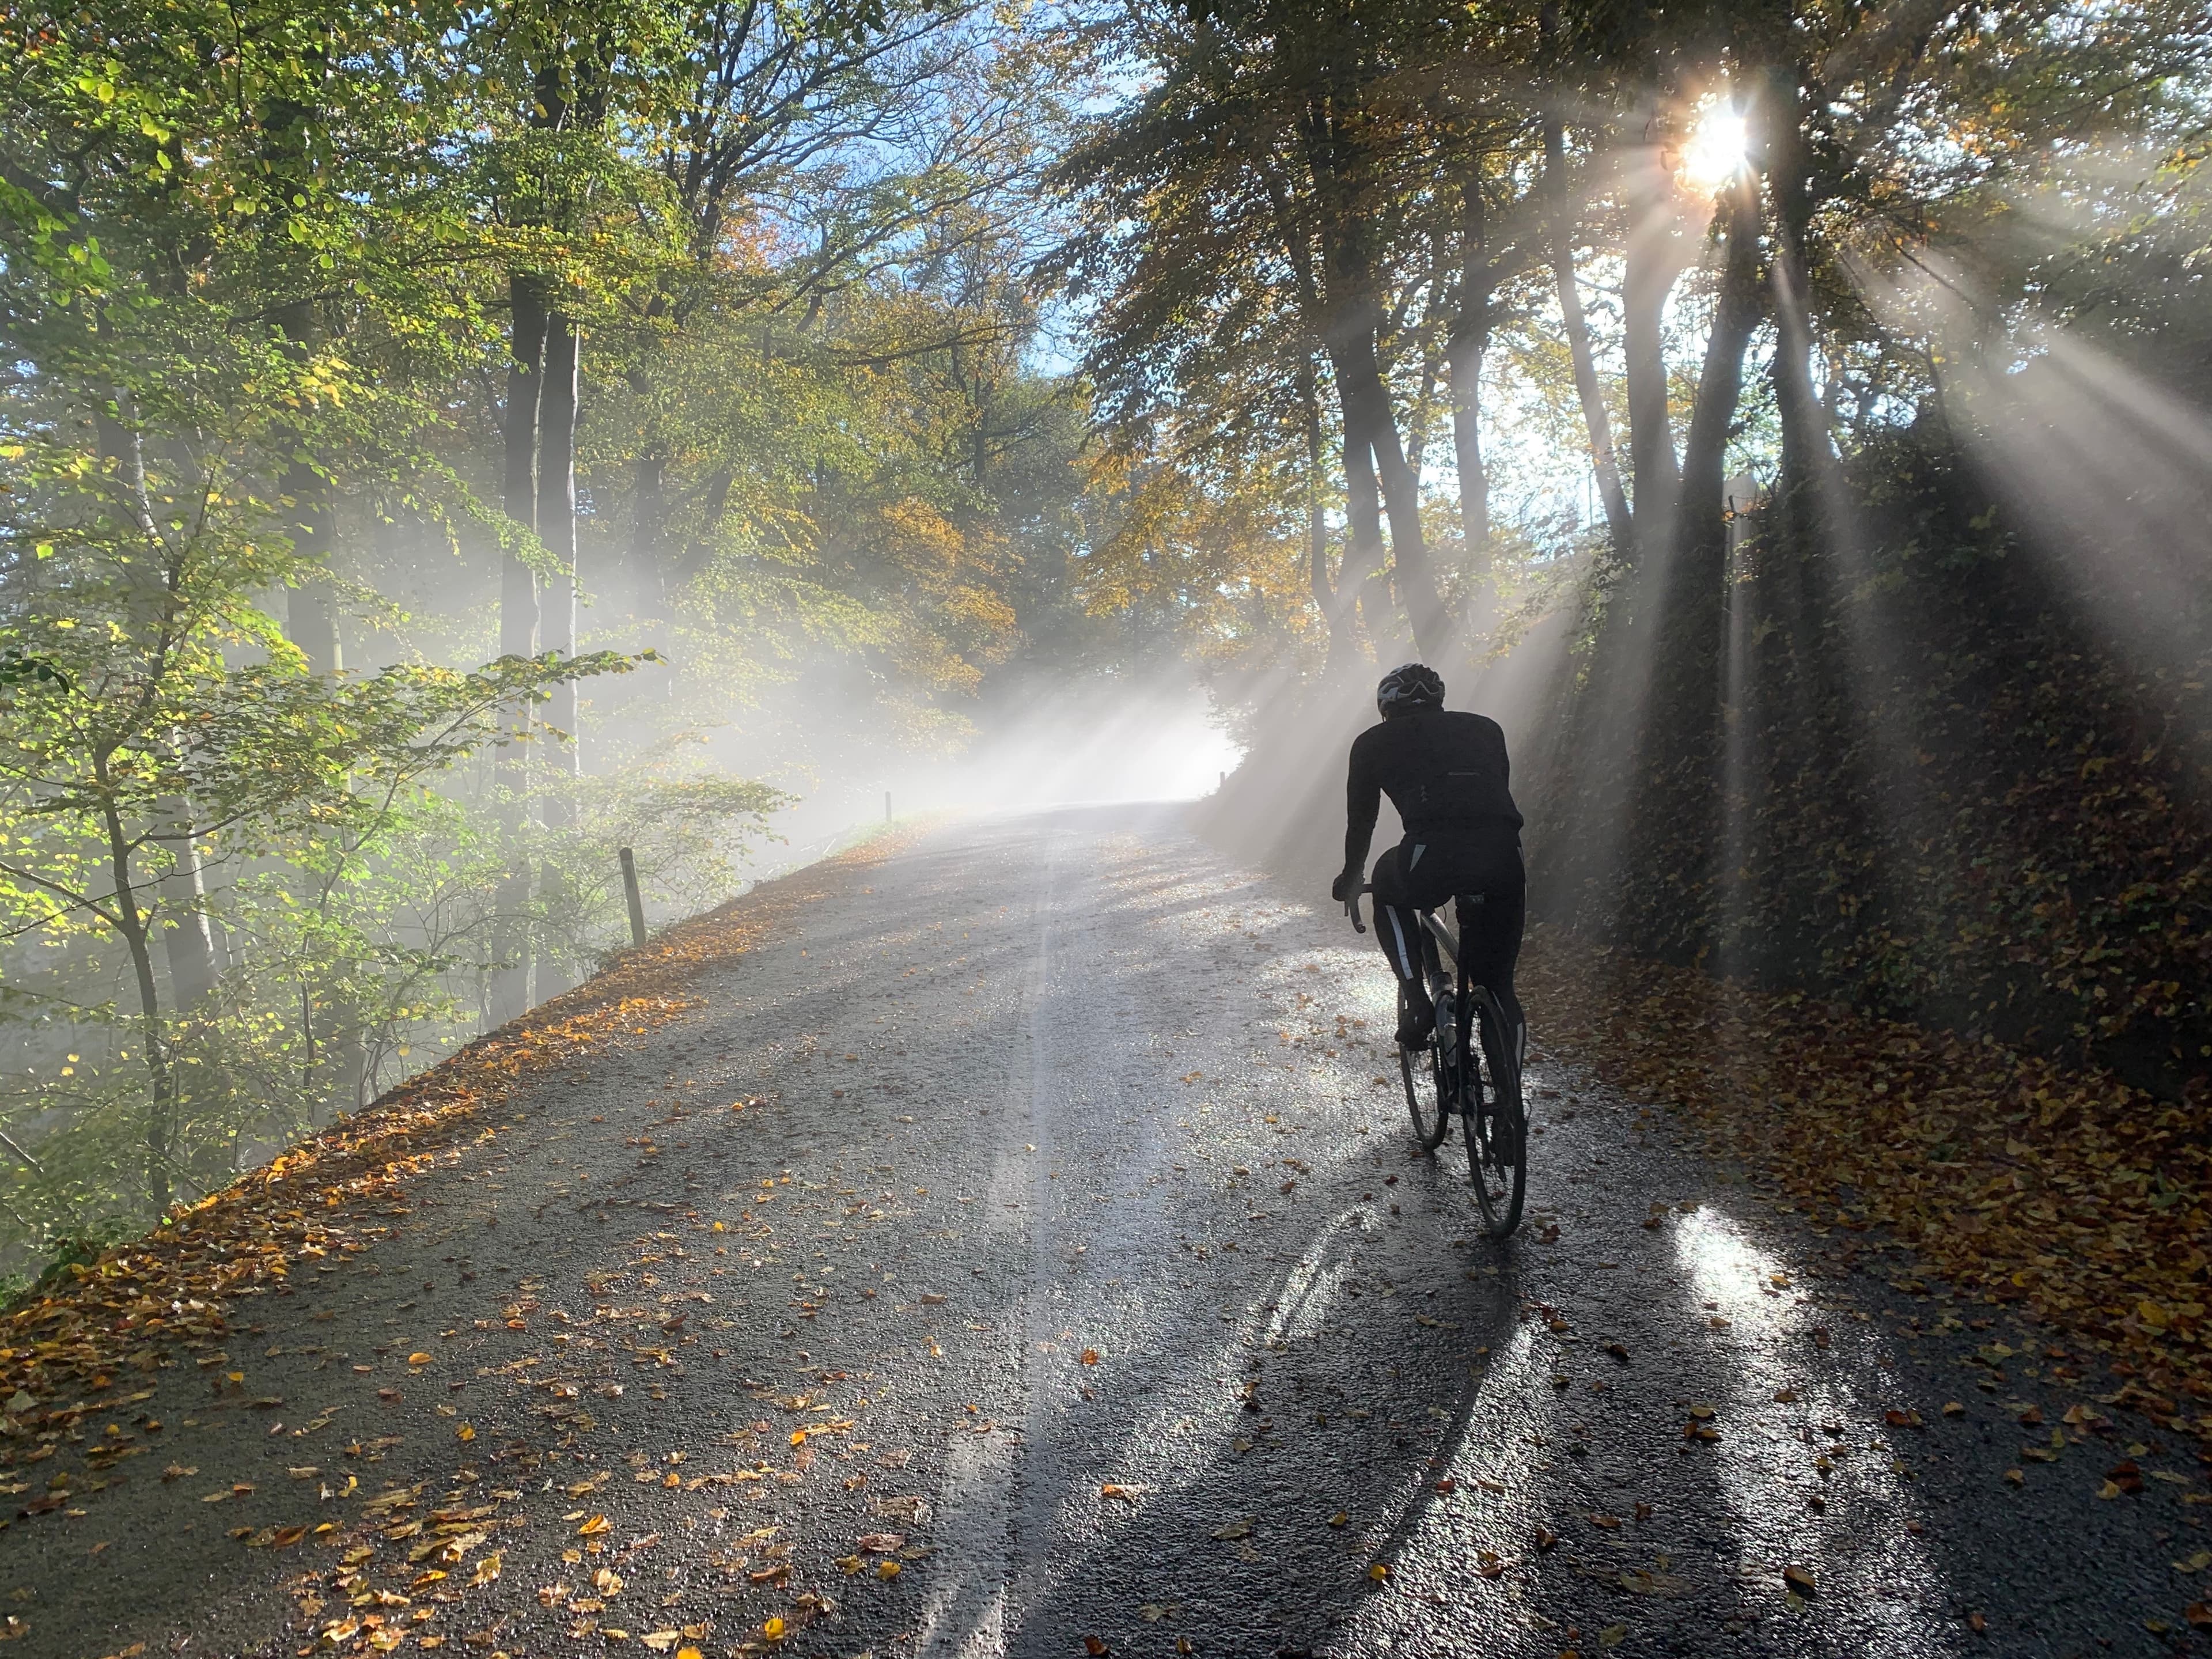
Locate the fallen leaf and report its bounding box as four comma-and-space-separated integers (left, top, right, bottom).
1211, 1518, 1252, 1540
1080, 1349, 1100, 1366
407, 1353, 433, 1366
1783, 1565, 1817, 1596
578, 1513, 610, 1536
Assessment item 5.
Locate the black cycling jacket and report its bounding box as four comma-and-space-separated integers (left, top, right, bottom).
1343, 706, 1522, 874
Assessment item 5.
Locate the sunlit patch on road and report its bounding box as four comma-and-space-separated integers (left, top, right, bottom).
1673, 1205, 1963, 1656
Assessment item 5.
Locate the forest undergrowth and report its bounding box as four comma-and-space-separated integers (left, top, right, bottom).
1522, 926, 2212, 1450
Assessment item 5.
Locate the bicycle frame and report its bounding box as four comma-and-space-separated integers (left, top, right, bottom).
1344, 885, 1484, 987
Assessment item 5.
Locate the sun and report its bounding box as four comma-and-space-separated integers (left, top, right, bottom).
1679, 100, 1749, 195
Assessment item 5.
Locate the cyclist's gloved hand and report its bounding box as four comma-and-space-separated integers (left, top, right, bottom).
1330, 868, 1359, 904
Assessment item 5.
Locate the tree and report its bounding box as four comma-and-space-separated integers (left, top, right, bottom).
0, 386, 624, 1202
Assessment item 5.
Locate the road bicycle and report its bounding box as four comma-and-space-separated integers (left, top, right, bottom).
1344, 882, 1527, 1238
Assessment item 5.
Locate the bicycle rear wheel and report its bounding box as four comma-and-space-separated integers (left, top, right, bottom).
1398, 987, 1449, 1150
1464, 988, 1526, 1238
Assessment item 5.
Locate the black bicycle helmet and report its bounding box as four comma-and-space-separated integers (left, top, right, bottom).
1376, 662, 1445, 718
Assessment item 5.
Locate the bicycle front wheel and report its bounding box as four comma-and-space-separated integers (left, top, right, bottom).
1399, 1033, 1449, 1151
1464, 988, 1525, 1238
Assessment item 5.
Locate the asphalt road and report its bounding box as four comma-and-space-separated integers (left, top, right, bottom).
5, 806, 2205, 1659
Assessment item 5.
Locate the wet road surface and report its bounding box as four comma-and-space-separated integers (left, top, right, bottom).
4, 806, 2203, 1658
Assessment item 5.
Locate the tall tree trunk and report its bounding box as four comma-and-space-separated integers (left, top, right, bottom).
100, 787, 172, 1210
632, 445, 674, 707
1622, 131, 1687, 560
94, 381, 225, 1032
1341, 416, 1395, 662
1331, 335, 1446, 662
1303, 94, 1444, 661
535, 309, 581, 1000
1763, 66, 1839, 507
536, 310, 578, 748
491, 274, 546, 1026
628, 291, 673, 619
265, 63, 340, 673
634, 448, 669, 612
276, 407, 339, 676
271, 287, 362, 1112
1676, 176, 1766, 590
1448, 166, 1494, 626
1447, 346, 1488, 609
1543, 112, 1633, 556
156, 812, 218, 1009
1627, 172, 1766, 960
1300, 356, 1355, 672
503, 278, 549, 660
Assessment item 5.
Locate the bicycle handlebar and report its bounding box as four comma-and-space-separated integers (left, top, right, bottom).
1342, 880, 1372, 934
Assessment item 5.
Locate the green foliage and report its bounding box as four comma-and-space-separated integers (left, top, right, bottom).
0, 0, 1103, 1257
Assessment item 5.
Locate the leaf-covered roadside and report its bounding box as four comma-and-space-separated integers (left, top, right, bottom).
0, 838, 897, 1421
1522, 927, 2212, 1448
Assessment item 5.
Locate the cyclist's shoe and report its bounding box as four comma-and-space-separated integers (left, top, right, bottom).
1396, 984, 1436, 1048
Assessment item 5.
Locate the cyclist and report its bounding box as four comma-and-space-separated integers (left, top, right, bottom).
1330, 663, 1527, 1055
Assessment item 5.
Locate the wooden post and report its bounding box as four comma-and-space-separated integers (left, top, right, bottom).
619, 847, 647, 947
885, 791, 893, 823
